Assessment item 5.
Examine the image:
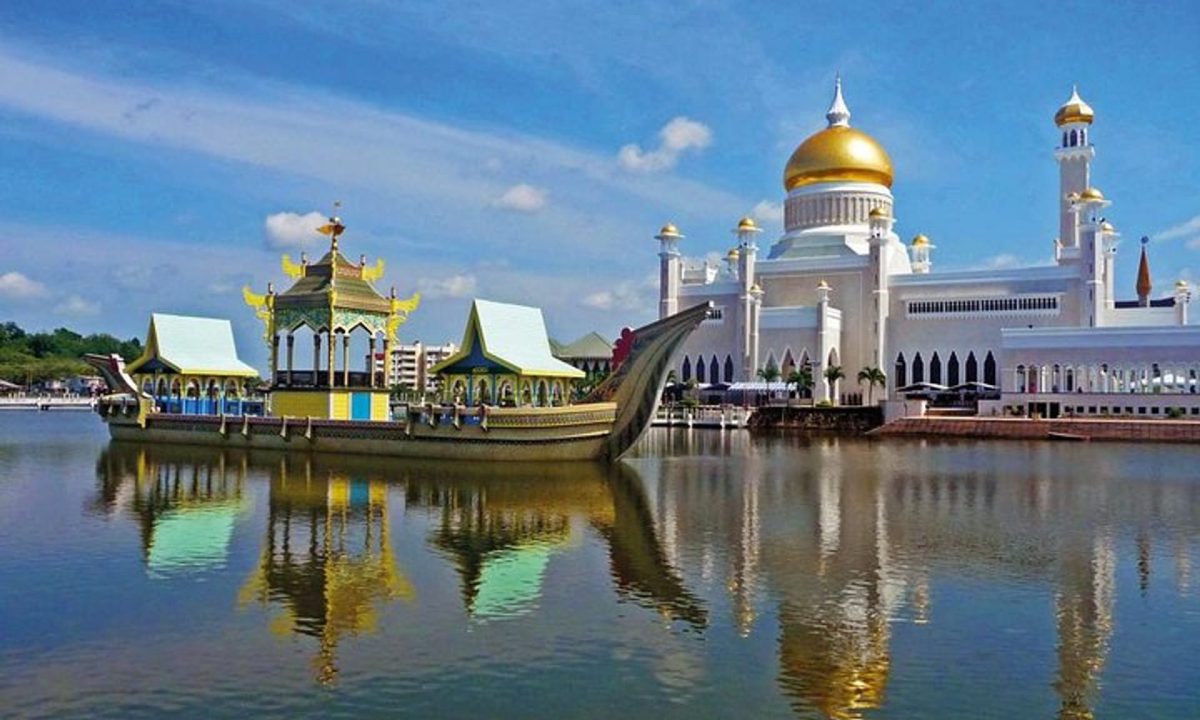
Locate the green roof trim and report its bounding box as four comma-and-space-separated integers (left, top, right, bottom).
432, 299, 585, 378
127, 314, 259, 377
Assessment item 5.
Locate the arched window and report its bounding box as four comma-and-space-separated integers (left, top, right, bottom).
930, 352, 942, 385
965, 352, 978, 384
724, 355, 734, 383
1069, 129, 1078, 146
681, 356, 691, 382
912, 353, 925, 384
781, 350, 795, 377
895, 353, 907, 388
696, 355, 706, 383
710, 357, 720, 384
984, 352, 997, 386
948, 351, 960, 387
1062, 131, 1068, 147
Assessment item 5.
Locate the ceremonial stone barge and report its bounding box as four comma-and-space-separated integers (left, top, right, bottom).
88, 214, 708, 461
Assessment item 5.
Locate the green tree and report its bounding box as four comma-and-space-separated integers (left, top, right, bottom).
786, 367, 813, 405
823, 365, 845, 405
857, 366, 887, 405
756, 361, 780, 383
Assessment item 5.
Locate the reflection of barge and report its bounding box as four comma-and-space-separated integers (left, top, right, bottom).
88, 212, 708, 461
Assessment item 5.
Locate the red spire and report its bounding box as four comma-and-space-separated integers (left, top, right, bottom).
1136, 238, 1152, 304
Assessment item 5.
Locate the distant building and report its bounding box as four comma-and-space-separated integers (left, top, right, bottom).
379, 341, 458, 393
552, 332, 614, 383
66, 375, 105, 396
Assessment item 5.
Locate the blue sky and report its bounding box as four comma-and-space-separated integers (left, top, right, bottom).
0, 1, 1197, 369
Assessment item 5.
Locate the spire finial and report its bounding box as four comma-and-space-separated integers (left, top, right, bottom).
826, 74, 851, 128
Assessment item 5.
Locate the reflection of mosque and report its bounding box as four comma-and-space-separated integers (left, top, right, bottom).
95, 444, 249, 578
633, 434, 1196, 720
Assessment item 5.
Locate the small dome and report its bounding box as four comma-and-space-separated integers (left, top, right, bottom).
737, 216, 758, 231
1176, 279, 1190, 289
1079, 187, 1105, 202
868, 206, 890, 219
656, 223, 682, 238
726, 248, 740, 261
1099, 221, 1115, 233
1055, 86, 1095, 127
750, 283, 764, 294
911, 234, 931, 246
816, 279, 831, 291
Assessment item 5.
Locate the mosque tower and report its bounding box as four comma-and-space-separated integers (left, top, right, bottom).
1054, 87, 1095, 250
656, 223, 684, 319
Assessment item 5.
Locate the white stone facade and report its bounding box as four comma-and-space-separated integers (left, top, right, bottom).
657, 83, 1196, 411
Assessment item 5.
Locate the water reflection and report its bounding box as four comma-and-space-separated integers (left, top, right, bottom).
95, 446, 249, 578
82, 434, 1200, 717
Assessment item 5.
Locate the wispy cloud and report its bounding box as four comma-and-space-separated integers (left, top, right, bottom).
752, 200, 784, 224
490, 184, 547, 213
618, 117, 712, 173
55, 294, 99, 317
579, 275, 657, 312
418, 274, 477, 299
0, 271, 47, 300
264, 211, 326, 249
1153, 215, 1200, 244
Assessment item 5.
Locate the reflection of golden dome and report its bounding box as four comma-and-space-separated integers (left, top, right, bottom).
784, 126, 894, 191
1055, 86, 1095, 126
911, 234, 931, 246
1079, 187, 1105, 202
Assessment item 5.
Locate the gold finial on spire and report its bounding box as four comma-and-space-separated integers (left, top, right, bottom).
317, 200, 346, 251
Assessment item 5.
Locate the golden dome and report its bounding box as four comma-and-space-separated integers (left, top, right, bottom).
726, 248, 740, 261
1055, 86, 1095, 126
750, 283, 763, 294
736, 216, 759, 231
1079, 187, 1105, 202
868, 206, 890, 219
1176, 279, 1189, 289
656, 223, 682, 238
911, 234, 931, 246
1099, 221, 1115, 233
784, 126, 894, 191
816, 279, 831, 291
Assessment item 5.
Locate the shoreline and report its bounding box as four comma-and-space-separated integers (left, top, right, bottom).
870, 416, 1200, 443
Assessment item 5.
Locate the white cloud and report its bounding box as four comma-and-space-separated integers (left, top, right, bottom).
490, 183, 547, 213
976, 253, 1023, 270
418, 274, 477, 299
0, 271, 47, 299
1153, 215, 1200, 243
752, 200, 784, 224
618, 116, 713, 173
264, 211, 326, 249
580, 276, 657, 312
1188, 238, 1200, 250
55, 294, 99, 316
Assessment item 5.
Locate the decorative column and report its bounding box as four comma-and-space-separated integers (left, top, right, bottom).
368, 336, 377, 388
342, 333, 351, 387
270, 333, 280, 386
327, 330, 336, 388
286, 333, 295, 386
313, 333, 322, 386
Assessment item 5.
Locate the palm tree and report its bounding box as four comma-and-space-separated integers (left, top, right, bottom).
857, 366, 887, 405
823, 364, 845, 405
786, 367, 814, 405
757, 362, 780, 383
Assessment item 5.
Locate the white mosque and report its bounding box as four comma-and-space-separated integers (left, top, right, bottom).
658, 80, 1200, 417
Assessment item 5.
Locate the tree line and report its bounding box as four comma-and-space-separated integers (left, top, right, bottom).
0, 321, 142, 384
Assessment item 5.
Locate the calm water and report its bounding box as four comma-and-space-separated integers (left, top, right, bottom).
1, 414, 1199, 719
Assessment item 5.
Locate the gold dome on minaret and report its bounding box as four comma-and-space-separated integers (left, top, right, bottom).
783, 78, 894, 191
1054, 86, 1095, 126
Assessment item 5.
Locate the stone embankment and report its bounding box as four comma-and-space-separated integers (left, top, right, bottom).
749, 405, 883, 434
871, 417, 1200, 443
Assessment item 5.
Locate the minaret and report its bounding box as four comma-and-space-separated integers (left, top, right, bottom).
909, 234, 934, 274
734, 216, 762, 381
1136, 237, 1152, 307
1175, 280, 1191, 325
656, 223, 684, 319
1054, 87, 1096, 251
1076, 187, 1111, 327
867, 207, 894, 375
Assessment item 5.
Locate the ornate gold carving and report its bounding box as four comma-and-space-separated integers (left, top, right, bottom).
281, 254, 304, 279
362, 258, 385, 282
242, 286, 275, 347
387, 292, 421, 342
